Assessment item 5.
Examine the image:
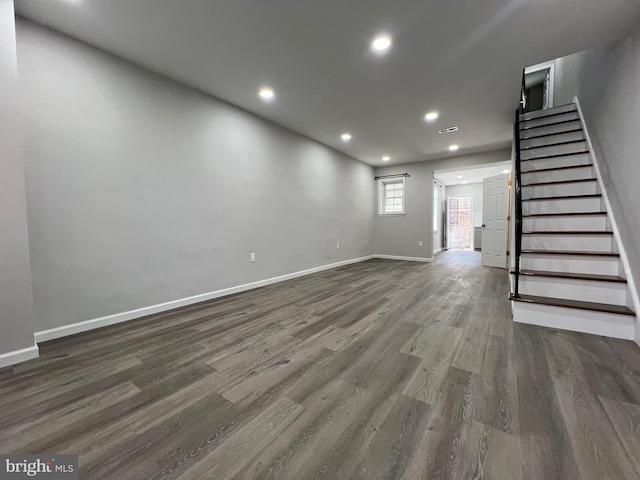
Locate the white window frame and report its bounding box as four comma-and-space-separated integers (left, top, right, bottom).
378, 177, 406, 216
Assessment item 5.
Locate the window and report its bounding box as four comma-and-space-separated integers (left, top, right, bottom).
378, 177, 405, 215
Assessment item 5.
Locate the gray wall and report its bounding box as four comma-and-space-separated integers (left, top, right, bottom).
0, 2, 35, 355
553, 23, 640, 310
17, 20, 374, 333
374, 149, 511, 259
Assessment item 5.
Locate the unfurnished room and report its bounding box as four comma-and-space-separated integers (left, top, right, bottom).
2, 1, 640, 479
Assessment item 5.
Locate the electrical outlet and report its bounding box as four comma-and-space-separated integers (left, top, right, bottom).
250, 252, 256, 263
336, 243, 340, 249
419, 241, 423, 247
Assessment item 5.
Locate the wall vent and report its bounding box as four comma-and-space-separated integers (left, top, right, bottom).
438, 126, 459, 134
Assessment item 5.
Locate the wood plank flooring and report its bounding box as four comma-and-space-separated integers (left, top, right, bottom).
1, 250, 640, 479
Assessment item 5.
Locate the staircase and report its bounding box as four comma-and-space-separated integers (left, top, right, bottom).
510, 102, 637, 340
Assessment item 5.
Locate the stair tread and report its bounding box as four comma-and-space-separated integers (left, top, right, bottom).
520, 269, 626, 283
520, 128, 582, 141
521, 249, 620, 257
519, 119, 581, 131
522, 164, 592, 174
519, 108, 577, 123
519, 103, 576, 118
510, 294, 635, 316
522, 212, 606, 217
520, 139, 586, 151
523, 178, 596, 187
521, 150, 589, 161
523, 230, 613, 235
524, 193, 601, 201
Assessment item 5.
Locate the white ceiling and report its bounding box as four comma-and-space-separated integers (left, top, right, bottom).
435, 161, 512, 186
15, 0, 640, 167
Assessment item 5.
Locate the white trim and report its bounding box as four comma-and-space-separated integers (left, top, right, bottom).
373, 254, 433, 263
34, 255, 374, 343
0, 344, 39, 369
433, 248, 444, 254
574, 96, 640, 346
525, 61, 555, 109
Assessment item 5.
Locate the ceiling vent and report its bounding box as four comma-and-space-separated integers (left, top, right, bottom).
438, 126, 459, 134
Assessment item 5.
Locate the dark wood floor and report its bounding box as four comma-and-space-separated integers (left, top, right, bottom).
1, 250, 640, 479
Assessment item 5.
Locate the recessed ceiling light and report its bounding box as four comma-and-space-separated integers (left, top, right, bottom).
341, 133, 352, 142
382, 156, 390, 161
259, 87, 274, 100
371, 35, 392, 52
425, 112, 439, 121
449, 145, 459, 151
462, 181, 468, 184
457, 175, 463, 179
503, 169, 510, 174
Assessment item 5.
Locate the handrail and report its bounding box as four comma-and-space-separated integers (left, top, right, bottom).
513, 70, 526, 298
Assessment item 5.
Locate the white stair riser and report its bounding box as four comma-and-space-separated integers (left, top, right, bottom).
523, 215, 608, 232
521, 153, 590, 171
520, 104, 577, 121
522, 215, 608, 232
522, 166, 594, 184
519, 276, 627, 305
512, 301, 634, 340
521, 141, 587, 160
520, 111, 579, 129
520, 130, 584, 149
521, 255, 621, 276
523, 196, 603, 215
520, 120, 581, 139
522, 234, 613, 252
522, 181, 598, 199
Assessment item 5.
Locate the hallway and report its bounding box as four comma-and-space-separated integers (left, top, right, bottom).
0, 251, 639, 479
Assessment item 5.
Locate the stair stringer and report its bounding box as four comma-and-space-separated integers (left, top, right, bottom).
574, 96, 640, 346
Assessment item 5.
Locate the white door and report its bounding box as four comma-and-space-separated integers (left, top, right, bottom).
481, 173, 509, 268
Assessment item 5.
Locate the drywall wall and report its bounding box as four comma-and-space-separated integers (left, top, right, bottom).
0, 2, 36, 358
17, 20, 374, 333
553, 23, 640, 320
374, 149, 510, 259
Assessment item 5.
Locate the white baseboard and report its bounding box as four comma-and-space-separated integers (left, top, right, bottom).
34, 255, 375, 343
433, 248, 444, 254
0, 344, 39, 369
373, 254, 433, 263
575, 96, 640, 347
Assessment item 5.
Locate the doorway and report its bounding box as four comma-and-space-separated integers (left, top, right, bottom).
523, 62, 555, 113
447, 195, 473, 249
